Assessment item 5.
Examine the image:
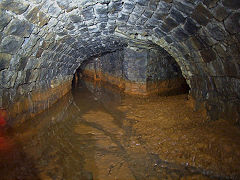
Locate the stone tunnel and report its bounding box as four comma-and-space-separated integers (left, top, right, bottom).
1, 0, 240, 179
0, 0, 240, 123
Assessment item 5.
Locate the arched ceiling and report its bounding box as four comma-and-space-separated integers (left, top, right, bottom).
0, 0, 239, 119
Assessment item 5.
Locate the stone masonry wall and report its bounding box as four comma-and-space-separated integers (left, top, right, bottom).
0, 0, 239, 122
81, 44, 187, 95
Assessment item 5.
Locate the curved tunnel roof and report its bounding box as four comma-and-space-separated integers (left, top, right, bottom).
0, 0, 239, 116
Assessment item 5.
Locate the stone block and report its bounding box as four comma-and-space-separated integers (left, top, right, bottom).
199, 28, 218, 46
200, 48, 217, 63
206, 22, 227, 41
26, 6, 40, 23
226, 43, 240, 59
213, 44, 227, 58
18, 56, 28, 71
148, 0, 158, 11
224, 12, 240, 34
142, 8, 154, 18
127, 14, 139, 25
212, 5, 230, 22
0, 11, 12, 31
145, 17, 159, 27
56, 0, 70, 10
0, 0, 29, 15
222, 0, 240, 10
26, 7, 49, 27
117, 12, 129, 22
169, 8, 186, 24
95, 15, 108, 23
184, 18, 199, 35
132, 4, 145, 14
97, 23, 107, 30
0, 35, 24, 54
164, 16, 178, 30
187, 36, 207, 51
152, 12, 166, 21
47, 3, 62, 17
191, 3, 213, 26
173, 1, 194, 15
172, 28, 189, 41
108, 1, 122, 13
0, 53, 12, 71
222, 61, 239, 77
164, 35, 173, 44
157, 1, 171, 14
95, 3, 108, 14
69, 15, 82, 23
158, 23, 172, 33
82, 6, 95, 20
135, 0, 149, 6
135, 16, 148, 26
5, 19, 33, 37
203, 0, 218, 8
0, 70, 15, 88
122, 2, 135, 14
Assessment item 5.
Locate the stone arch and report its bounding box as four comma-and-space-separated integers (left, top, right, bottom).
75, 40, 190, 96
0, 0, 239, 122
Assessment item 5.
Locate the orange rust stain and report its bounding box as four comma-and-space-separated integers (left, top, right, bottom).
0, 109, 7, 127
6, 80, 72, 124
81, 69, 187, 96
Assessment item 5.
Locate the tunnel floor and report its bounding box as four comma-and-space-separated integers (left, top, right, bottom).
0, 80, 240, 180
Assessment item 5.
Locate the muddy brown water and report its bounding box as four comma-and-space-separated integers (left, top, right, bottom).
0, 80, 240, 180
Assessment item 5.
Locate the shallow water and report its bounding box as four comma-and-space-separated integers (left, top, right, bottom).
0, 80, 240, 180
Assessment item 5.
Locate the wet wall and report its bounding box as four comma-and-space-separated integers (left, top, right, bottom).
0, 0, 239, 122
80, 43, 188, 95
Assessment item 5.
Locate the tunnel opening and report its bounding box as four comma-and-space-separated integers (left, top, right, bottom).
72, 44, 190, 97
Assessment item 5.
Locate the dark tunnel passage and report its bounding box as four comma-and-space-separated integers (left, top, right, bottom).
72, 44, 190, 96
0, 0, 239, 123
0, 0, 240, 179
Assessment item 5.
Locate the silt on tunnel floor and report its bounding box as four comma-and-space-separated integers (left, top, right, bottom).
0, 0, 240, 179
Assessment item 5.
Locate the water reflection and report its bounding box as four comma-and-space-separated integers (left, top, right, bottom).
0, 80, 240, 179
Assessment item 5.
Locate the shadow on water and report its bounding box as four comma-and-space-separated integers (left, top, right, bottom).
0, 80, 238, 179
72, 80, 128, 127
